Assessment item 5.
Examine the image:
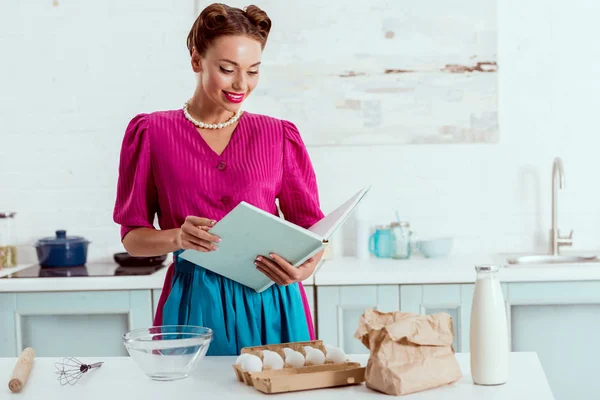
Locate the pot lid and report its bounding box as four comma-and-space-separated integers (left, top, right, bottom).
36, 230, 89, 245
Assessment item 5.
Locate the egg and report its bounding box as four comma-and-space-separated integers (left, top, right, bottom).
282, 347, 295, 358
235, 353, 251, 365
325, 346, 346, 363
285, 350, 305, 368
241, 354, 263, 372
261, 350, 284, 370
305, 348, 325, 365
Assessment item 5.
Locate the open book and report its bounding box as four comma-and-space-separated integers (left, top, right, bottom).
179, 187, 370, 293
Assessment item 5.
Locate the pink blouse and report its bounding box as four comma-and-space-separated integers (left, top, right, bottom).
113, 109, 324, 338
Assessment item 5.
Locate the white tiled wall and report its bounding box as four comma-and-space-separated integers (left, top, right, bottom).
2, 0, 600, 264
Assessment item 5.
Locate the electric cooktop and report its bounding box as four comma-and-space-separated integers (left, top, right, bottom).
1, 263, 166, 278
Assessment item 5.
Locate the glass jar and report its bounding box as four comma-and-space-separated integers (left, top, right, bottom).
390, 221, 417, 259
0, 212, 17, 267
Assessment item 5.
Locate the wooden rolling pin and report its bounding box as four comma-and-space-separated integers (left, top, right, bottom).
8, 347, 35, 393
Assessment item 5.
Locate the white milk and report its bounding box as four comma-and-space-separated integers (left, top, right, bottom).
469, 265, 509, 385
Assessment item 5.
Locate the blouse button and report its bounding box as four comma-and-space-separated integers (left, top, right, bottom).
221, 196, 232, 205
216, 161, 227, 171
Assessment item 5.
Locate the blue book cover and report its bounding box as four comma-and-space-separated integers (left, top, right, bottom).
179, 187, 369, 292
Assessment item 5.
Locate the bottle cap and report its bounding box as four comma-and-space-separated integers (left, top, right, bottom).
475, 264, 499, 272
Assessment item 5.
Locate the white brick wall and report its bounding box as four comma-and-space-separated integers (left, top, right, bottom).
1, 0, 600, 264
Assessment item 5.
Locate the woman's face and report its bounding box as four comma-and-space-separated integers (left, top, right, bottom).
192, 35, 262, 113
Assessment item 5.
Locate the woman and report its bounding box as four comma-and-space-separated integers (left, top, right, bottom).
113, 3, 324, 356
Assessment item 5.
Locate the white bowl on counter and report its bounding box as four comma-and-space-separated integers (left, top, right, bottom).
417, 237, 454, 258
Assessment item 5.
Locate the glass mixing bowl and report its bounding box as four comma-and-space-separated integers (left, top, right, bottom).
123, 325, 213, 381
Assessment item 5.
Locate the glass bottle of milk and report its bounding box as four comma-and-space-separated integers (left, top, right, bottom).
470, 264, 508, 385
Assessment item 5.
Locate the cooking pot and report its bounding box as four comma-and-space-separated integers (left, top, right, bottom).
35, 230, 90, 267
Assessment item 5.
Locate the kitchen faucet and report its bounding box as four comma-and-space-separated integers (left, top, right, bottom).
550, 157, 573, 255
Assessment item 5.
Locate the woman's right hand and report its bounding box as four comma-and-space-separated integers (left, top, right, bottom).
177, 216, 221, 252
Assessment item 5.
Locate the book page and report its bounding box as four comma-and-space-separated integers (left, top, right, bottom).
308, 187, 370, 240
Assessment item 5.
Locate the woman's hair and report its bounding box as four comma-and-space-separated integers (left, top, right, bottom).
187, 3, 272, 56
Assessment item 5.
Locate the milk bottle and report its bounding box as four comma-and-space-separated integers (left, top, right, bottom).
470, 264, 509, 385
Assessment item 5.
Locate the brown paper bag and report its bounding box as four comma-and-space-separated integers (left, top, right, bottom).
354, 308, 462, 396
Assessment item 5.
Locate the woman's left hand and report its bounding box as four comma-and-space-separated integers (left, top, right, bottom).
255, 250, 323, 286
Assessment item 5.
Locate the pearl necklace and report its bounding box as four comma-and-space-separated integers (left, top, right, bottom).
183, 100, 243, 129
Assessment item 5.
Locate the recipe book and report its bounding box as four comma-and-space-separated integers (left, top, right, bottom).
179, 187, 370, 293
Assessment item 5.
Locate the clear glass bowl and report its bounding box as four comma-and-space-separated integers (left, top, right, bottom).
123, 325, 213, 381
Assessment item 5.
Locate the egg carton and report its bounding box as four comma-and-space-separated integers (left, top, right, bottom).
232, 340, 366, 394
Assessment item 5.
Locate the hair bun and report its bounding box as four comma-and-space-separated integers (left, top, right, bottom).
244, 5, 272, 38
187, 3, 272, 56
202, 3, 229, 30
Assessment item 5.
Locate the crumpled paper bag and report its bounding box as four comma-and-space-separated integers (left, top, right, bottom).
354, 308, 462, 396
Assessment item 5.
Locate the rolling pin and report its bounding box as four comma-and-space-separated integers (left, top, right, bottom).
8, 347, 35, 393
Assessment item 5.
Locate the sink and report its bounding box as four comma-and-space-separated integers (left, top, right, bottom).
506, 255, 599, 265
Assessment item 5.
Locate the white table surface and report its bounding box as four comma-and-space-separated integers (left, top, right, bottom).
1, 352, 554, 399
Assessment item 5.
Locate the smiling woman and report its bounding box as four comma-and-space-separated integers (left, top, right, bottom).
112, 3, 325, 356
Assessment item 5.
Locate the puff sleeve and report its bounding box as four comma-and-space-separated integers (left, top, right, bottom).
277, 120, 325, 229
113, 114, 159, 241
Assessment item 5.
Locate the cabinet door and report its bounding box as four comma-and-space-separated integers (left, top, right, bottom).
317, 285, 399, 354
0, 290, 152, 357
400, 284, 488, 353
507, 281, 600, 400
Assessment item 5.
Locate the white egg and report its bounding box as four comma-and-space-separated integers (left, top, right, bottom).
305, 348, 325, 365
285, 350, 305, 368
235, 353, 251, 365
325, 346, 346, 363
325, 344, 335, 352
303, 346, 316, 354
261, 350, 284, 370
282, 347, 295, 358
241, 354, 263, 372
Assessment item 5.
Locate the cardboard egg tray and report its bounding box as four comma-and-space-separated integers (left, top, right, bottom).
232, 339, 366, 394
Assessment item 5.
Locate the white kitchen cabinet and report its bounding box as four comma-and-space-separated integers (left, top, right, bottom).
400, 284, 480, 353
506, 281, 600, 400
0, 290, 153, 358
316, 285, 400, 354
400, 280, 600, 399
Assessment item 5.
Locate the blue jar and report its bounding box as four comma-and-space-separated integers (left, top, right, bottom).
369, 225, 395, 258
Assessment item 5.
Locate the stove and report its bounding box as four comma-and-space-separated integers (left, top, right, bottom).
2, 263, 167, 278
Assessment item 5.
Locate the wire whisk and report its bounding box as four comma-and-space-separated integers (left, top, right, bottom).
54, 357, 104, 386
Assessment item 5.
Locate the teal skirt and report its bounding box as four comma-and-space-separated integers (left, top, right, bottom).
161, 250, 310, 355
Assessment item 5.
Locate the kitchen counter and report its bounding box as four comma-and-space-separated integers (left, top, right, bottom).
314, 254, 600, 285
0, 264, 171, 292
4, 251, 600, 292
0, 263, 315, 292
1, 352, 553, 399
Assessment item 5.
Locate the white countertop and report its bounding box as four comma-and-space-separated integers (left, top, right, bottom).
314, 254, 600, 285
0, 263, 315, 292
4, 251, 600, 292
1, 353, 554, 399
0, 264, 170, 292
